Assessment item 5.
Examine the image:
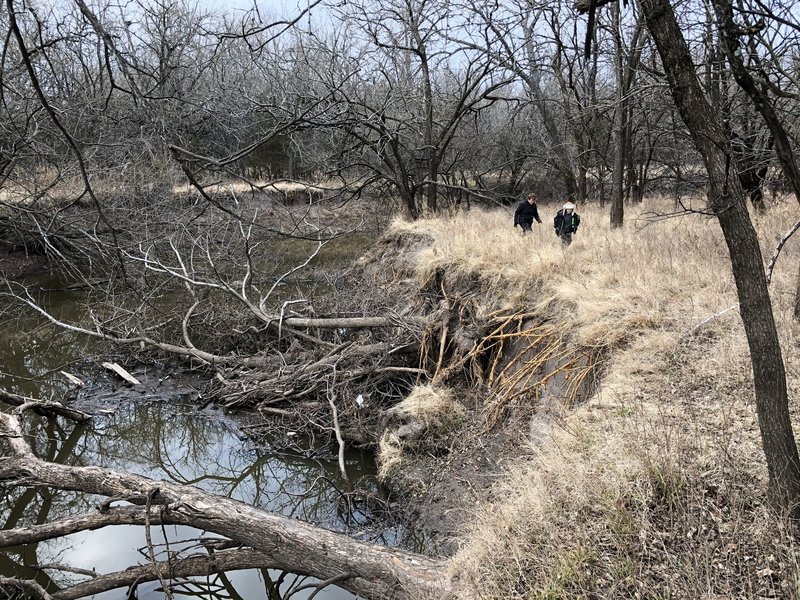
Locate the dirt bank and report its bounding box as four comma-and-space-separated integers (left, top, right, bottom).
342, 217, 608, 555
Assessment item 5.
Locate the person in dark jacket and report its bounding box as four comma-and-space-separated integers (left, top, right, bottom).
554, 201, 580, 246
513, 194, 542, 233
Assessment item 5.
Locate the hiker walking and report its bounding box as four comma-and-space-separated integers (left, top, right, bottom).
554, 201, 580, 246
513, 193, 542, 233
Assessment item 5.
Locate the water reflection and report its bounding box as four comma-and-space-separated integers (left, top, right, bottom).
0, 397, 423, 599
0, 280, 100, 400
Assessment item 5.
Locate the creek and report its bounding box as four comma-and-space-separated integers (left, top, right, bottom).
0, 234, 425, 599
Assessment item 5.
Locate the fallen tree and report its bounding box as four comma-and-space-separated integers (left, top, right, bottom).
0, 409, 452, 600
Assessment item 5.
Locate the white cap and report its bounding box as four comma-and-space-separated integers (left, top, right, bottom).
563, 202, 576, 210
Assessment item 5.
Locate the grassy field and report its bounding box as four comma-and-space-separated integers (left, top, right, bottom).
384, 197, 800, 598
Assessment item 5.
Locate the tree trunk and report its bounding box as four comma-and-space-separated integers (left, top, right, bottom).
610, 2, 626, 228
794, 261, 800, 320
0, 413, 451, 600
638, 0, 800, 516
711, 0, 800, 318
523, 20, 579, 199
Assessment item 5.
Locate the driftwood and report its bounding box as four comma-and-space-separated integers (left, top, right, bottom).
0, 411, 453, 600
59, 371, 86, 387
100, 361, 141, 385
0, 390, 92, 422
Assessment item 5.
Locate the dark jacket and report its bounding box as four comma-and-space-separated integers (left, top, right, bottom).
554, 209, 580, 235
514, 200, 542, 226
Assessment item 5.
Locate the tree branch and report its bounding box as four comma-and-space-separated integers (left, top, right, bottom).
574, 0, 618, 13
766, 220, 800, 285
0, 390, 92, 422
0, 506, 170, 547
0, 577, 54, 600
51, 549, 279, 600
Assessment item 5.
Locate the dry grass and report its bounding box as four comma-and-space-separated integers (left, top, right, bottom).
377, 431, 405, 481
377, 385, 466, 481
390, 384, 466, 431
384, 197, 800, 598
392, 199, 744, 341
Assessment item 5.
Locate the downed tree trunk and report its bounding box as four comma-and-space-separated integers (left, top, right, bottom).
0, 412, 452, 600
276, 315, 426, 329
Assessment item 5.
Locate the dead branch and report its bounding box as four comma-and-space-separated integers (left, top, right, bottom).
326, 370, 349, 482
766, 219, 800, 284
101, 362, 141, 385
0, 390, 92, 422
59, 372, 86, 387
218, 341, 419, 408
277, 315, 426, 329
0, 577, 54, 600
682, 303, 740, 339
3, 286, 424, 375
0, 506, 165, 547
37, 565, 97, 579
50, 549, 280, 600
143, 489, 173, 600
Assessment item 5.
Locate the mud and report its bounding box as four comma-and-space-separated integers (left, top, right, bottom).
70, 362, 209, 413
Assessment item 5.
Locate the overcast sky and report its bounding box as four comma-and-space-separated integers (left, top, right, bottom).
199, 0, 319, 19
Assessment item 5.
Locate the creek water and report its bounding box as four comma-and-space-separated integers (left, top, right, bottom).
0, 234, 423, 599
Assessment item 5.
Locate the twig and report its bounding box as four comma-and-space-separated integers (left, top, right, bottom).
683, 303, 740, 340
326, 368, 348, 482
144, 488, 173, 599
292, 572, 355, 599
432, 322, 449, 383
766, 219, 800, 284
38, 563, 97, 578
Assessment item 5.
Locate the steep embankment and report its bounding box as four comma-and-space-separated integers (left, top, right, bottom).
370, 199, 800, 598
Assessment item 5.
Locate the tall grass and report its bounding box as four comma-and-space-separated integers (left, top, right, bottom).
387, 198, 800, 598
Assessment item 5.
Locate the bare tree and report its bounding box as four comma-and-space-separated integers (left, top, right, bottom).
608, 2, 646, 226
578, 0, 800, 515
311, 0, 514, 217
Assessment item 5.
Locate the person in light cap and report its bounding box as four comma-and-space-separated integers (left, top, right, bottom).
554, 200, 580, 246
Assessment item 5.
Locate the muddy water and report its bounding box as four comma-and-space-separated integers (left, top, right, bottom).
0, 235, 423, 599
